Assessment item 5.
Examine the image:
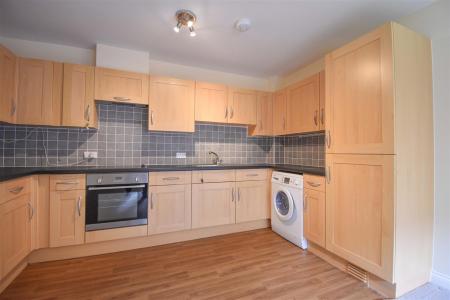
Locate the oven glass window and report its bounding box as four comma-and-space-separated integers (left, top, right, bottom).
97, 191, 141, 222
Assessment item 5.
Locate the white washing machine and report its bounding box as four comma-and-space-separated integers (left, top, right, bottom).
271, 171, 308, 249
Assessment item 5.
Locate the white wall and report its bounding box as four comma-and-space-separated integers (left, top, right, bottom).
0, 36, 271, 91
399, 0, 450, 290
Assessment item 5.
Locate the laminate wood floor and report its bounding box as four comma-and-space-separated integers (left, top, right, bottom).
0, 229, 383, 300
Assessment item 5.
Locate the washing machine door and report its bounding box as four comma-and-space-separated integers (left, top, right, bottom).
274, 188, 295, 221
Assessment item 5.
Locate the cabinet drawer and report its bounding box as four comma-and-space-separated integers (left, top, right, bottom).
192, 170, 235, 183
236, 169, 268, 181
50, 174, 85, 191
1, 177, 32, 205
303, 174, 325, 192
149, 171, 191, 186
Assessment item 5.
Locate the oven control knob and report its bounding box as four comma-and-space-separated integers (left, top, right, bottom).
97, 178, 102, 184
135, 177, 139, 182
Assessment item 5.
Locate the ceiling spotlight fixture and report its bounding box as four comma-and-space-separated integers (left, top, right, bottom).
173, 9, 197, 37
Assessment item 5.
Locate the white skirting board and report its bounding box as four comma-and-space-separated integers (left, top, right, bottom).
431, 270, 450, 291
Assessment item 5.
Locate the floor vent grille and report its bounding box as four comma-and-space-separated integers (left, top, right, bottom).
347, 263, 368, 283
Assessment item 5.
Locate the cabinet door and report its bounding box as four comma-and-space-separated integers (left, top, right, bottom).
249, 92, 273, 136
94, 67, 149, 105
325, 24, 393, 154
49, 190, 85, 247
326, 154, 394, 281
192, 182, 235, 229
0, 194, 32, 278
286, 74, 320, 134
0, 45, 17, 124
319, 71, 325, 130
228, 87, 257, 125
236, 180, 270, 223
148, 76, 195, 132
148, 184, 191, 235
304, 189, 325, 247
16, 58, 62, 126
273, 89, 287, 135
195, 81, 228, 123
62, 63, 96, 128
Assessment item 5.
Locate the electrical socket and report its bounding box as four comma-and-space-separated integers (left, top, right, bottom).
176, 152, 186, 159
84, 151, 98, 159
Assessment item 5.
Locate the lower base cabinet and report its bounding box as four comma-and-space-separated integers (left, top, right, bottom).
303, 189, 326, 247
49, 190, 85, 247
192, 182, 236, 229
0, 194, 32, 278
148, 184, 191, 234
236, 180, 270, 223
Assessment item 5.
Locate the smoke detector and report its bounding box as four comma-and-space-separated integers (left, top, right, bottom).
235, 18, 251, 32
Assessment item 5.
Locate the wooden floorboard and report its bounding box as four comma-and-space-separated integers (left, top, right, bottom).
0, 228, 383, 300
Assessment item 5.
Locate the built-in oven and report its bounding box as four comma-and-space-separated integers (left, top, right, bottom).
86, 173, 148, 231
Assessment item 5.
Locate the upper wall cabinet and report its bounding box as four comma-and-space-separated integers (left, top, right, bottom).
148, 76, 195, 132
0, 45, 17, 124
325, 24, 394, 154
195, 81, 228, 123
272, 89, 287, 135
94, 67, 149, 105
249, 91, 273, 136
62, 63, 96, 128
227, 87, 257, 125
286, 73, 320, 134
16, 58, 62, 126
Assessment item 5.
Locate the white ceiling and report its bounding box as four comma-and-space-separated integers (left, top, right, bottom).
0, 0, 434, 77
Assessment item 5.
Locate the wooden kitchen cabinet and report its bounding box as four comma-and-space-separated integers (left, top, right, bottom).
286, 73, 320, 134
227, 87, 257, 125
325, 24, 394, 154
0, 176, 34, 279
195, 81, 228, 123
148, 184, 191, 235
49, 176, 85, 248
191, 182, 236, 229
148, 76, 195, 132
0, 45, 17, 124
326, 154, 394, 281
249, 92, 273, 136
272, 89, 287, 135
16, 58, 62, 126
235, 180, 270, 223
303, 188, 325, 248
94, 67, 149, 105
62, 63, 96, 128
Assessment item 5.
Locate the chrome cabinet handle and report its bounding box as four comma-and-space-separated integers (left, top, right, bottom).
326, 167, 331, 184
76, 197, 82, 217
306, 181, 321, 187
9, 186, 24, 194
230, 107, 234, 119
150, 110, 154, 126
237, 188, 241, 202
163, 177, 180, 181
320, 108, 324, 125
10, 101, 16, 116
231, 188, 235, 202
113, 96, 131, 102
326, 130, 331, 148
56, 181, 79, 185
246, 174, 259, 177
314, 110, 318, 126
27, 202, 34, 221
85, 104, 90, 122
150, 193, 154, 210
225, 107, 228, 119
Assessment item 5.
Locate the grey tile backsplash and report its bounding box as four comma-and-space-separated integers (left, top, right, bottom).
0, 103, 324, 168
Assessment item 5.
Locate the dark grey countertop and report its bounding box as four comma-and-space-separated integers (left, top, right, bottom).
0, 164, 325, 182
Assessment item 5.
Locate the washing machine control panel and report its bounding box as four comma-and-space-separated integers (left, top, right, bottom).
283, 177, 291, 184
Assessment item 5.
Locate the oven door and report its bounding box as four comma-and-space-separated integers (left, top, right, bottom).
86, 184, 148, 231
